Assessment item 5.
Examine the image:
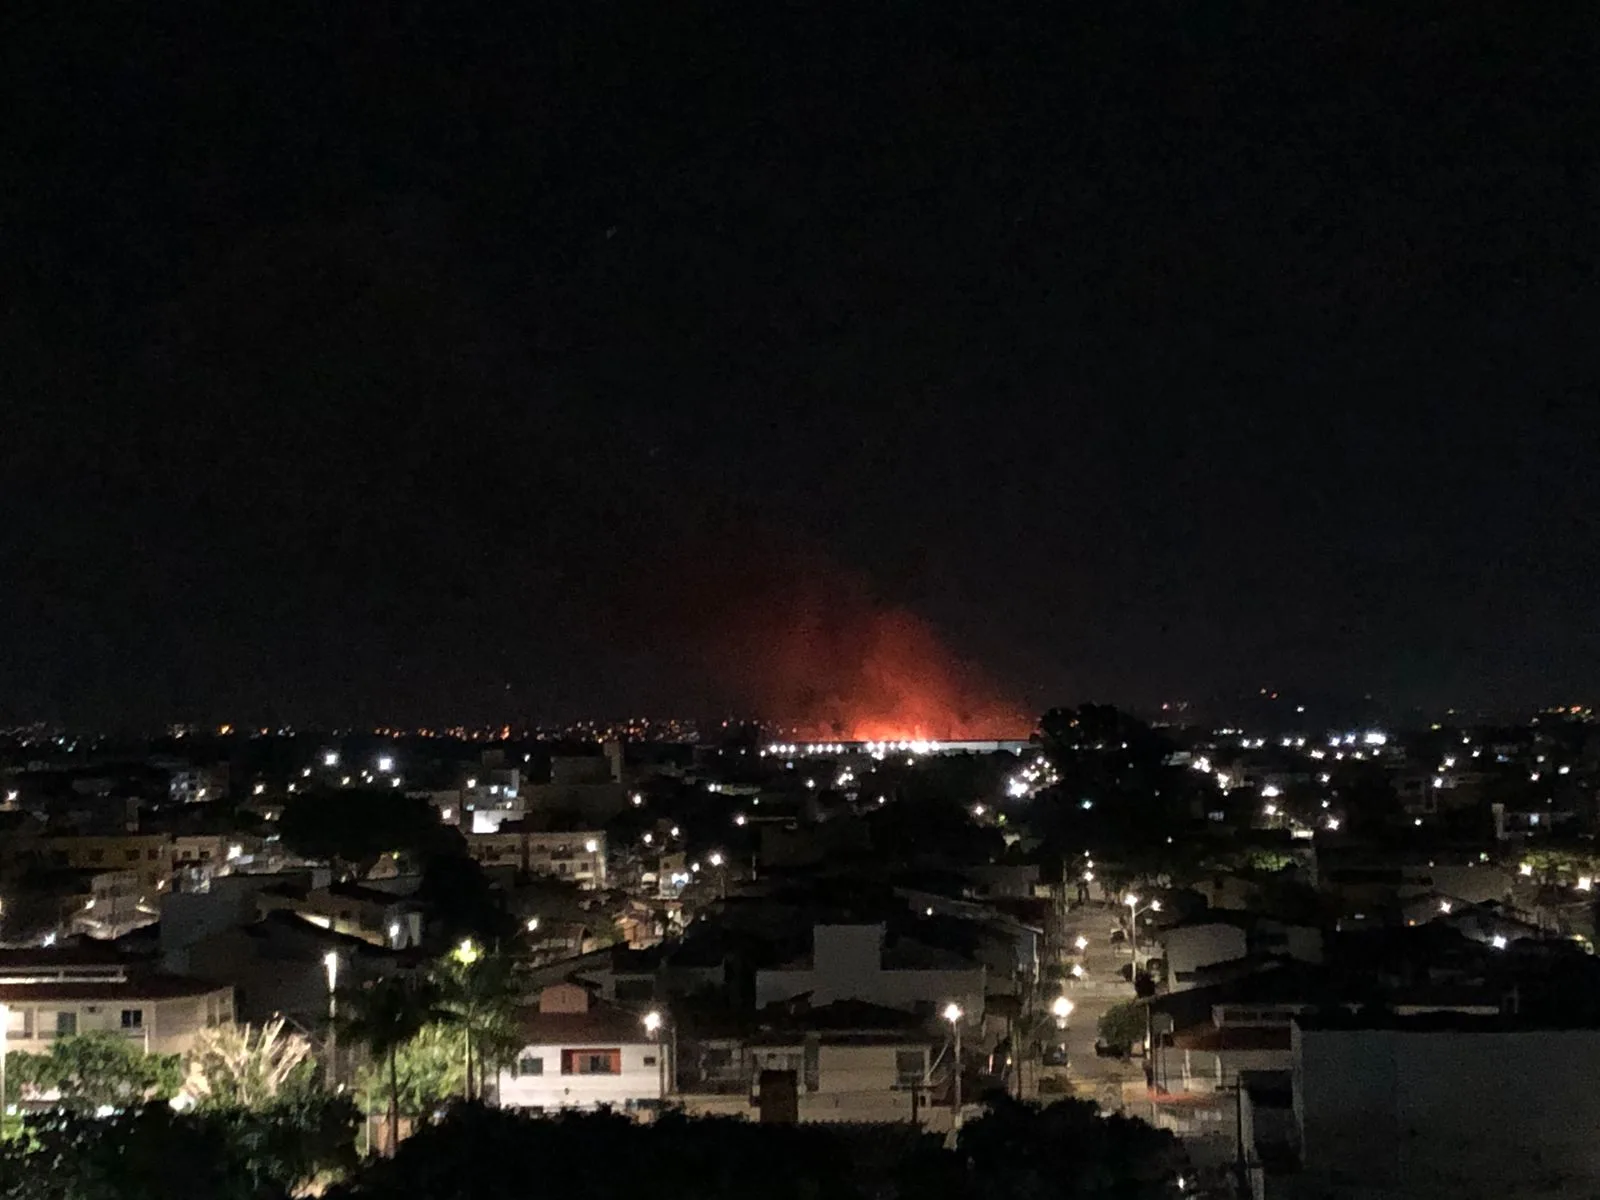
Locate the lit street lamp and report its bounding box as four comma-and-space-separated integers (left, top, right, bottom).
943, 1003, 964, 1125
1123, 894, 1161, 970
322, 952, 339, 1087
1050, 995, 1075, 1028
642, 1010, 671, 1103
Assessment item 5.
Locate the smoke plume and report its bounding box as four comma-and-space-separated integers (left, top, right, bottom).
650, 536, 1027, 741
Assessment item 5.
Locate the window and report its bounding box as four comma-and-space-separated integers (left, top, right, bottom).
55, 1011, 77, 1038
643, 1055, 657, 1067
88, 850, 104, 863
121, 1009, 143, 1029
199, 850, 211, 860
147, 849, 159, 860
560, 1049, 621, 1075
125, 850, 139, 862
514, 1056, 544, 1077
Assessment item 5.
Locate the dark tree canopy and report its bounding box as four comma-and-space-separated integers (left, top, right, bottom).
279, 788, 457, 875
0, 1096, 357, 1200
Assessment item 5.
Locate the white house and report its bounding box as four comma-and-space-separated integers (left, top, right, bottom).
0, 948, 234, 1055
754, 924, 985, 1019
496, 983, 661, 1114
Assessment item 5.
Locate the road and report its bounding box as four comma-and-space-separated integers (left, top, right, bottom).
1043, 901, 1142, 1110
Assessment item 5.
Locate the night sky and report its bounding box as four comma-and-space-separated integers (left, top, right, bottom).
6, 1, 1599, 729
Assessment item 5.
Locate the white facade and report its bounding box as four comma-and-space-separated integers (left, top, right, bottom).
495, 982, 659, 1114
754, 924, 985, 1017
0, 962, 234, 1056
497, 1039, 661, 1113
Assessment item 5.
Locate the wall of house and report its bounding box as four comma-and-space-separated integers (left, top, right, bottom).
754, 925, 984, 1015
1175, 1047, 1291, 1092
1295, 1026, 1600, 1196
497, 1041, 660, 1111
41, 836, 172, 893
815, 1043, 924, 1094
1163, 924, 1249, 988
2, 987, 232, 1055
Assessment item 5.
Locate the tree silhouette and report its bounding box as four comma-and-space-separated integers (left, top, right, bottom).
432, 950, 522, 1101
338, 975, 449, 1153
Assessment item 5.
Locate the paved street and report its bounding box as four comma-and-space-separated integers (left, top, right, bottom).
1046, 901, 1143, 1109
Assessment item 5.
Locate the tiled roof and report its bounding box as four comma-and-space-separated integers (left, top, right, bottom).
515, 1005, 650, 1046
0, 974, 231, 1003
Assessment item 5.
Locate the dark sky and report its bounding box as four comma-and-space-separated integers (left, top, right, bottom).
5, 1, 1600, 729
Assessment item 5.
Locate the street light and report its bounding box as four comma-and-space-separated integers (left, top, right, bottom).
1050, 995, 1075, 1026
1124, 895, 1161, 969
642, 1010, 669, 1102
942, 1003, 964, 1125
322, 952, 339, 1088
1073, 935, 1089, 952
453, 938, 481, 966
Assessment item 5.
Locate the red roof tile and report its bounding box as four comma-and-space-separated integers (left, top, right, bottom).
515, 1005, 651, 1046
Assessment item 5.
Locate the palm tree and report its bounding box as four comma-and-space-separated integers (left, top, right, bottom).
339, 974, 447, 1153
433, 942, 523, 1101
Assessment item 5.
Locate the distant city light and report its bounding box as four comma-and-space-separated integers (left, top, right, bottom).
1261, 784, 1281, 799
1520, 863, 1534, 877
584, 839, 599, 853
322, 751, 339, 767
377, 755, 394, 773
1491, 935, 1508, 950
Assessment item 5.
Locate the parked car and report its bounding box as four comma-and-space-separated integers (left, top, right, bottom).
1042, 1040, 1071, 1067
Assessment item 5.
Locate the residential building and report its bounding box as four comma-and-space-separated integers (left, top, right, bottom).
38, 835, 173, 897
755, 923, 985, 1019
1161, 913, 1322, 991
0, 949, 234, 1055
1279, 1014, 1600, 1199
70, 869, 154, 940
186, 911, 407, 1026
463, 826, 607, 889
255, 880, 423, 948
496, 982, 661, 1114
680, 1000, 937, 1126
